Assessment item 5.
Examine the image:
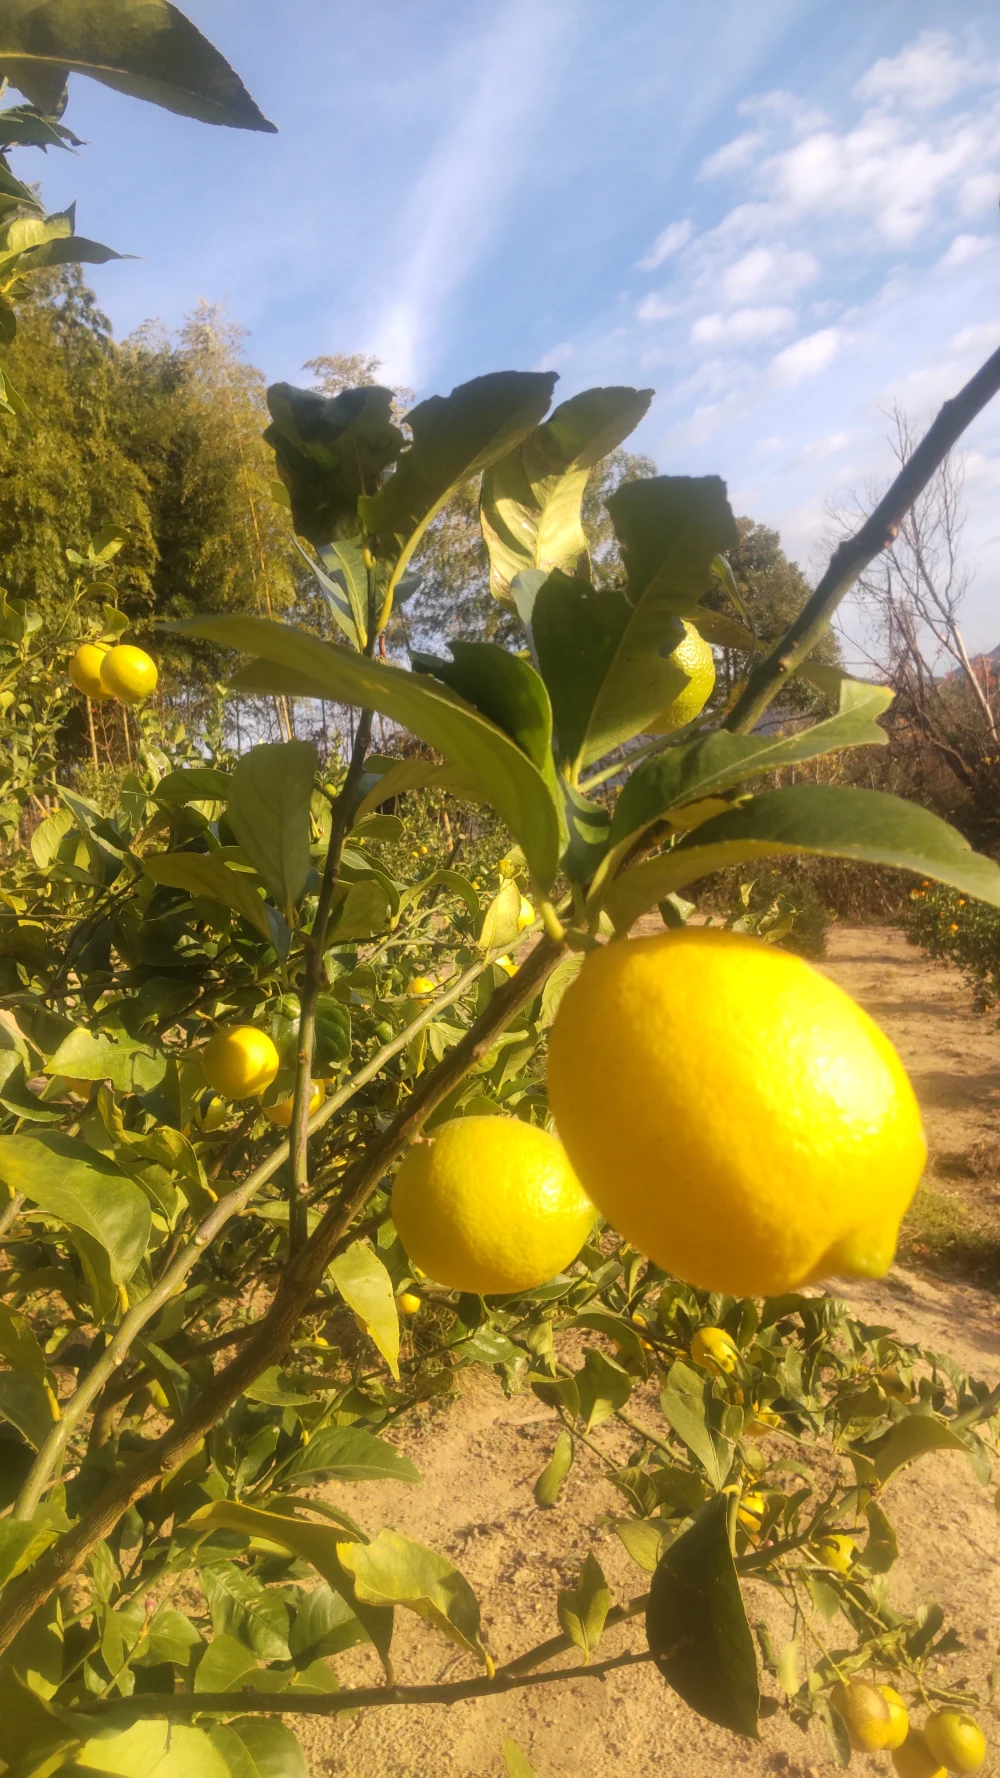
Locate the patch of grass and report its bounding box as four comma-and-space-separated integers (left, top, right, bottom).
897, 1180, 1000, 1288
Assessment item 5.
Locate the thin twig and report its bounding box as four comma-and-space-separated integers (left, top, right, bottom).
726, 341, 1000, 734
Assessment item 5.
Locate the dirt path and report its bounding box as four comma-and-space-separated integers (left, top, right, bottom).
301, 928, 1000, 1778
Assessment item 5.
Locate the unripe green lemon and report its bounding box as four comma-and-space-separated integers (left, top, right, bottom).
68, 643, 112, 700
202, 1026, 280, 1100
879, 1688, 910, 1752
100, 643, 158, 705
547, 930, 925, 1297
924, 1711, 987, 1772
643, 620, 715, 734
689, 1326, 739, 1374
391, 1116, 594, 1295
264, 1080, 324, 1127
832, 1680, 894, 1751
815, 1533, 855, 1574
893, 1732, 947, 1778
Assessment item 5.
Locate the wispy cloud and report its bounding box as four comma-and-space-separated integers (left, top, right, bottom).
368, 0, 568, 388
636, 218, 693, 271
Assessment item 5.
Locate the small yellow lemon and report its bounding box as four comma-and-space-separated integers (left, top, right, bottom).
68, 643, 112, 699
391, 1116, 594, 1295
547, 930, 925, 1297
202, 1026, 280, 1100
264, 1080, 324, 1127
879, 1688, 910, 1752
832, 1680, 894, 1752
815, 1533, 855, 1573
924, 1711, 987, 1773
496, 955, 518, 977
690, 1326, 739, 1374
397, 1291, 422, 1316
894, 1733, 948, 1778
100, 643, 158, 705
736, 1489, 765, 1535
407, 975, 436, 999
517, 896, 534, 931
643, 620, 716, 735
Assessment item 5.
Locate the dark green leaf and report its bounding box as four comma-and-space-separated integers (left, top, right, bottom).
8, 233, 126, 275
0, 1132, 150, 1282
862, 1500, 898, 1573
194, 1630, 259, 1693
863, 1412, 977, 1486
608, 677, 894, 849
212, 1717, 309, 1778
313, 995, 351, 1068
283, 1426, 419, 1486
264, 383, 403, 549
0, 0, 276, 131
327, 878, 392, 943
607, 474, 739, 611
601, 784, 1000, 933
170, 614, 562, 889
0, 1666, 75, 1770
531, 573, 635, 766
575, 1348, 632, 1430
411, 641, 553, 774
0, 1369, 55, 1449
646, 1494, 759, 1737
153, 766, 230, 806
226, 741, 316, 917
480, 384, 653, 598
359, 371, 558, 605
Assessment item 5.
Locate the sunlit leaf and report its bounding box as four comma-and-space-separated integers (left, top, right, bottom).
557, 1551, 610, 1662
337, 1528, 490, 1670
226, 741, 316, 918
283, 1426, 419, 1486
328, 1241, 400, 1379
142, 850, 272, 941
0, 1132, 150, 1282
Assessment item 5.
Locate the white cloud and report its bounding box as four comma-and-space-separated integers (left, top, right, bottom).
720, 244, 820, 304
769, 326, 841, 386
636, 218, 692, 271
939, 233, 994, 268
947, 321, 1000, 356
637, 293, 682, 324
699, 131, 764, 179
691, 305, 795, 346
535, 340, 574, 371
855, 31, 990, 112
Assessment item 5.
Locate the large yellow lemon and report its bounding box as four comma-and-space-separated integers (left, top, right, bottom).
547, 929, 925, 1297
391, 1116, 594, 1295
100, 644, 158, 705
68, 643, 112, 699
643, 620, 715, 734
815, 1533, 855, 1574
202, 1026, 280, 1100
832, 1681, 894, 1752
264, 1080, 324, 1127
689, 1326, 739, 1374
924, 1712, 987, 1773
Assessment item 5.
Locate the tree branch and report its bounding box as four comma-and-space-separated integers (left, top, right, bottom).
726, 342, 1000, 735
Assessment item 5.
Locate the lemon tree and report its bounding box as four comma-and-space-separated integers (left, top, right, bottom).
0, 8, 998, 1777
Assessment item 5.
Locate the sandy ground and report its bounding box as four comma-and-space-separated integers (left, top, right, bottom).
300, 928, 1000, 1778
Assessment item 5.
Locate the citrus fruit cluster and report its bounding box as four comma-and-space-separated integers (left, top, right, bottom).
835, 1683, 986, 1773
68, 641, 158, 705
200, 1025, 324, 1127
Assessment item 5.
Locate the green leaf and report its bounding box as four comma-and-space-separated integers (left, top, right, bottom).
660, 1361, 731, 1491
188, 1502, 394, 1680
226, 741, 316, 918
0, 0, 276, 131
862, 1500, 898, 1574
44, 1026, 166, 1095
76, 1721, 232, 1776
0, 1666, 76, 1770
338, 1528, 490, 1670
601, 784, 1000, 933
863, 1413, 978, 1486
170, 614, 562, 890
531, 574, 643, 768
142, 851, 272, 941
359, 371, 558, 608
480, 384, 653, 599
0, 1514, 58, 1586
613, 1518, 672, 1572
575, 1348, 632, 1430
354, 755, 484, 822
313, 995, 352, 1068
211, 1718, 309, 1778
607, 474, 739, 611
608, 677, 894, 851
0, 1301, 45, 1378
412, 642, 554, 775
327, 878, 392, 943
153, 766, 231, 807
534, 1428, 574, 1507
30, 807, 76, 869
646, 1494, 759, 1737
6, 233, 126, 277
328, 1241, 400, 1380
503, 1740, 536, 1778
538, 952, 584, 1027
194, 1631, 259, 1693
557, 1551, 610, 1662
0, 1132, 150, 1283
264, 383, 403, 550
283, 1426, 419, 1487
0, 1368, 55, 1448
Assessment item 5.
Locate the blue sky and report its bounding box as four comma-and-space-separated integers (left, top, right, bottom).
15, 1, 1000, 645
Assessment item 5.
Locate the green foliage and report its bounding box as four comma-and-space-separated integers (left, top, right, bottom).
900, 879, 1000, 1014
